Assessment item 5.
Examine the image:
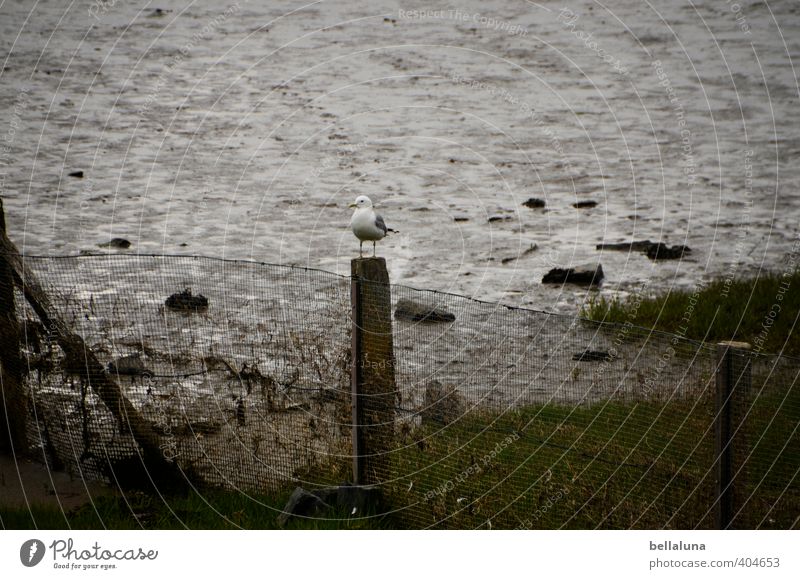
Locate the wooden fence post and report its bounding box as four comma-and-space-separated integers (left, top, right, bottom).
0, 198, 28, 454
351, 257, 396, 486
715, 341, 752, 529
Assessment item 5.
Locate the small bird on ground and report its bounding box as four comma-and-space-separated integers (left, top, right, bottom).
349, 195, 390, 257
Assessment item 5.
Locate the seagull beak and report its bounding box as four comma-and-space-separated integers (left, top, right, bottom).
348, 203, 356, 208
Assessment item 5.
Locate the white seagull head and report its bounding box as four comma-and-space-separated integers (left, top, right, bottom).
349, 195, 373, 209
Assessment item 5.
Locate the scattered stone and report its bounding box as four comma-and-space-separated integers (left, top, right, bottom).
98, 238, 131, 249
572, 350, 613, 362
453, 216, 469, 222
422, 380, 465, 425
596, 240, 691, 261
645, 243, 690, 261
165, 288, 209, 311
107, 354, 153, 377
596, 240, 658, 252
395, 298, 455, 323
542, 264, 604, 286
572, 200, 598, 209
67, 170, 84, 178
488, 215, 512, 222
522, 198, 546, 209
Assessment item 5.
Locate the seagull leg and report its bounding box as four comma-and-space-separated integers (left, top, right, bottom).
359, 241, 363, 258
373, 241, 376, 257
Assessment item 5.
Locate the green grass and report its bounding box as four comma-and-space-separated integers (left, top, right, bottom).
0, 487, 392, 530
386, 388, 799, 529
582, 270, 800, 356
4, 387, 797, 530
388, 398, 717, 529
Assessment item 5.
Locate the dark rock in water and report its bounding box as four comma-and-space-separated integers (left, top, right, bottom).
395, 298, 455, 323
572, 200, 598, 209
278, 484, 383, 526
67, 170, 84, 178
646, 243, 690, 261
488, 214, 512, 222
108, 354, 152, 377
98, 238, 131, 249
453, 216, 469, 222
542, 264, 604, 286
596, 240, 691, 261
573, 350, 613, 362
165, 288, 209, 311
596, 240, 657, 252
277, 487, 332, 526
422, 380, 465, 425
522, 198, 546, 209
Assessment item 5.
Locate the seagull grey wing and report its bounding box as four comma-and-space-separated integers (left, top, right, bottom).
374, 213, 388, 235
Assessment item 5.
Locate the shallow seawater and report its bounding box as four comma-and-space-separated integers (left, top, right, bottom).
1, 0, 798, 313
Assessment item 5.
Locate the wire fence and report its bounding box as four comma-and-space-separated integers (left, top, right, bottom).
12, 254, 353, 493
3, 253, 798, 529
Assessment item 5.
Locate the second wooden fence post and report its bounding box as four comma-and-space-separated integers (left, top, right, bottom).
715, 340, 752, 529
351, 257, 396, 486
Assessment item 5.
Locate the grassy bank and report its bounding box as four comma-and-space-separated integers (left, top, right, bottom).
582, 270, 800, 356
0, 487, 389, 530
4, 390, 797, 530
394, 377, 798, 529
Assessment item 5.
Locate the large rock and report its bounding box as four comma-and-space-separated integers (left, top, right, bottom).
395, 299, 455, 323
542, 264, 604, 286
165, 288, 209, 311
422, 380, 465, 425
107, 354, 152, 377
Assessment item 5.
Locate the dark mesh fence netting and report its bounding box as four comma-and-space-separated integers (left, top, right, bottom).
384, 286, 799, 529
11, 255, 353, 493
4, 254, 798, 528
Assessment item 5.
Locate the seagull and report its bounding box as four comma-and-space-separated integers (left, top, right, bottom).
349, 195, 388, 257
